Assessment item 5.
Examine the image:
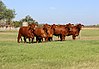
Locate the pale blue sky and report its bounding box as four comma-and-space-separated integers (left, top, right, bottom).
3, 0, 99, 25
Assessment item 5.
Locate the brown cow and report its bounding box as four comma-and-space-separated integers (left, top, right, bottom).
33, 27, 47, 43
68, 24, 84, 40
43, 24, 53, 41
51, 24, 70, 41
17, 26, 34, 43
17, 23, 37, 43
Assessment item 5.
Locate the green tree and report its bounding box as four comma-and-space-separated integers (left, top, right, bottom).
0, 0, 6, 20
4, 9, 16, 25
20, 15, 38, 25
0, 0, 16, 25
13, 21, 22, 28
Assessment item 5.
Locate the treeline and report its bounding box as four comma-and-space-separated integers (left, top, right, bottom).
13, 15, 38, 28
0, 1, 38, 27
84, 25, 99, 28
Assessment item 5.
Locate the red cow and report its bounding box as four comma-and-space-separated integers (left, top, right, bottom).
33, 27, 47, 43
51, 24, 70, 41
17, 26, 34, 43
43, 24, 53, 41
17, 23, 37, 43
68, 24, 84, 40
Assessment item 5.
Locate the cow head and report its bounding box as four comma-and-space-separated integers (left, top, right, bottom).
76, 24, 84, 31
28, 23, 38, 30
66, 23, 74, 31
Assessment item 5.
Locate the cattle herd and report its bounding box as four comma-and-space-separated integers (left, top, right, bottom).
17, 23, 84, 43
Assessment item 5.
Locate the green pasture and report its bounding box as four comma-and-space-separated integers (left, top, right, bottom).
0, 29, 99, 69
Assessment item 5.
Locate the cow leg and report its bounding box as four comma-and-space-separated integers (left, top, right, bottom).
50, 37, 53, 41
21, 37, 23, 42
72, 35, 76, 40
37, 37, 41, 42
24, 37, 26, 43
63, 35, 65, 41
28, 38, 31, 43
38, 37, 43, 43
36, 37, 39, 43
41, 37, 43, 42
45, 37, 48, 42
48, 37, 50, 41
60, 34, 65, 41
38, 38, 41, 42
48, 37, 52, 41
62, 35, 65, 41
31, 38, 34, 43
60, 34, 63, 41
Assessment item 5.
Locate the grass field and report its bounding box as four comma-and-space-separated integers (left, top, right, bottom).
0, 28, 99, 69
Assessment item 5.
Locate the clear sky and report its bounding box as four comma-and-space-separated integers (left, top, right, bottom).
2, 0, 99, 25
